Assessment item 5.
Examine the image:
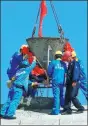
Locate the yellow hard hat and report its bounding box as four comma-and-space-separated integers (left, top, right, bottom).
55, 51, 62, 55
72, 51, 76, 57
76, 58, 78, 61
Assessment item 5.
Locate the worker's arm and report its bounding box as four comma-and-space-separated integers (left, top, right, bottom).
28, 80, 38, 87
60, 61, 67, 86
7, 76, 16, 88
29, 61, 36, 72
60, 61, 67, 73
47, 61, 54, 78
26, 56, 36, 74
64, 63, 68, 86
72, 61, 80, 86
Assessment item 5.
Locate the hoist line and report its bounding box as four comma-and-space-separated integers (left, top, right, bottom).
32, 1, 41, 38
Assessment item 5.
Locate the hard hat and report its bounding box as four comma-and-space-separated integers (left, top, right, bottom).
72, 51, 76, 57
55, 51, 62, 55
76, 58, 78, 61
62, 51, 71, 58
20, 45, 29, 54
62, 51, 72, 61
20, 44, 28, 49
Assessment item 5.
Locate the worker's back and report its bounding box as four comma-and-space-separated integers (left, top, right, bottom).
48, 59, 66, 84
7, 52, 23, 79
14, 60, 36, 92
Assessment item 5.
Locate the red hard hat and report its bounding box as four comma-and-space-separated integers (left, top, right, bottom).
63, 42, 74, 52
62, 51, 72, 61
63, 51, 72, 57
21, 46, 29, 54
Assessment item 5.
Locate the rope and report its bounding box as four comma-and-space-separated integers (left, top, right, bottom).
50, 1, 59, 30
50, 0, 64, 39
31, 2, 41, 38
31, 1, 64, 38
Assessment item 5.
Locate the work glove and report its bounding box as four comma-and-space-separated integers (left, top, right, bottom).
11, 77, 15, 81
7, 80, 12, 88
7, 77, 15, 88
31, 82, 39, 88
72, 82, 76, 87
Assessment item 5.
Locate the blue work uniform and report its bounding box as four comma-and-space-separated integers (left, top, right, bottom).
78, 59, 88, 100
47, 59, 67, 115
7, 52, 23, 79
1, 60, 36, 117
64, 60, 84, 112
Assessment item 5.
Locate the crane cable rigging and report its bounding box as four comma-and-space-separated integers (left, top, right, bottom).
50, 0, 64, 39
32, 2, 41, 38
31, 1, 64, 39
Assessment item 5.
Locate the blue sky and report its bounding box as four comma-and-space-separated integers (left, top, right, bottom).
1, 1, 87, 104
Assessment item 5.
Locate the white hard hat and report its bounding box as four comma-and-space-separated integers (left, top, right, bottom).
20, 44, 28, 49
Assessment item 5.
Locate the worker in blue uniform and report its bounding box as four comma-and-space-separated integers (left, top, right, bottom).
7, 52, 23, 79
47, 51, 67, 115
0, 56, 37, 119
76, 58, 88, 100
7, 45, 29, 80
7, 45, 36, 98
62, 51, 84, 115
7, 45, 28, 99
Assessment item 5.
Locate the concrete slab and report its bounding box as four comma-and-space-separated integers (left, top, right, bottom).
1, 106, 87, 125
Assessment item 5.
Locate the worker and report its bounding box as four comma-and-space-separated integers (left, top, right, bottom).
7, 44, 29, 80
47, 51, 67, 115
61, 51, 84, 115
71, 52, 88, 100
0, 56, 38, 119
7, 44, 32, 99
75, 58, 87, 100
62, 50, 88, 100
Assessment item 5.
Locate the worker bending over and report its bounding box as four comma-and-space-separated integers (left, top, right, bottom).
0, 55, 37, 119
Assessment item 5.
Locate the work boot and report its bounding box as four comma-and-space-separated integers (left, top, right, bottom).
2, 116, 16, 119
49, 108, 60, 115
61, 110, 72, 115
75, 107, 84, 114
0, 115, 2, 119
49, 111, 59, 115
60, 109, 67, 113
75, 110, 83, 114
0, 114, 5, 119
